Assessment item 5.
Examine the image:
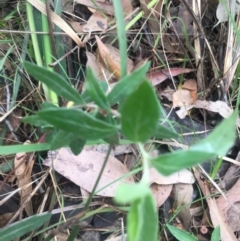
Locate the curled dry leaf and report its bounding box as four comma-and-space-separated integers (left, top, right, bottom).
195, 100, 233, 119
88, 0, 132, 15
214, 1, 240, 27
132, 58, 149, 72
182, 79, 197, 103
194, 169, 237, 241
174, 3, 194, 37
74, 0, 115, 16
149, 168, 195, 185
149, 167, 195, 209
27, 0, 84, 47
83, 11, 107, 33
160, 86, 175, 101
172, 184, 194, 230
70, 21, 84, 33
95, 36, 133, 79
172, 89, 194, 108
80, 186, 90, 199
121, 0, 133, 15
175, 106, 193, 119
14, 141, 33, 216
148, 68, 195, 86
43, 148, 134, 197
163, 86, 235, 120
86, 52, 112, 81
150, 183, 172, 208
217, 177, 240, 232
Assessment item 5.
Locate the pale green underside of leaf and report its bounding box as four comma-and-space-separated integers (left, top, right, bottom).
128, 194, 158, 241
151, 110, 237, 175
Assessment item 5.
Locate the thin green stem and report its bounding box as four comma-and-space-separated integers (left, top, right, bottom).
83, 143, 113, 210
41, 0, 58, 105
125, 0, 160, 31
113, 1, 127, 78
138, 143, 150, 184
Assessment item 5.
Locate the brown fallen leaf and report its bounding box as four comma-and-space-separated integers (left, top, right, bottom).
70, 21, 84, 33
83, 11, 107, 33
172, 89, 194, 108
131, 58, 149, 72
149, 168, 195, 185
74, 0, 115, 16
217, 178, 240, 232
14, 141, 34, 216
194, 168, 237, 241
147, 68, 195, 86
175, 106, 193, 119
194, 100, 233, 119
4, 109, 22, 145
44, 148, 134, 197
80, 186, 90, 199
87, 0, 132, 16
172, 184, 193, 230
182, 79, 197, 103
150, 183, 172, 208
86, 51, 112, 81
95, 36, 133, 79
162, 86, 234, 120
0, 213, 15, 228
139, 0, 173, 52
174, 3, 194, 38
121, 0, 133, 15
160, 86, 175, 101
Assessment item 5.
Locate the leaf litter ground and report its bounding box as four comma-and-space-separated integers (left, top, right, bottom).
1, 0, 240, 240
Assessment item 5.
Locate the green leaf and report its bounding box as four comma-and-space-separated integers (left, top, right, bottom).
23, 115, 52, 127
151, 151, 213, 175
24, 61, 84, 104
69, 137, 86, 155
115, 183, 150, 203
0, 143, 50, 155
66, 226, 79, 241
211, 226, 220, 241
38, 108, 119, 140
97, 113, 119, 144
128, 194, 158, 241
191, 110, 237, 156
167, 224, 198, 241
50, 130, 77, 150
107, 62, 150, 105
23, 103, 59, 127
154, 124, 179, 139
0, 213, 51, 241
82, 81, 108, 103
103, 133, 119, 145
151, 110, 237, 175
85, 67, 110, 110
40, 102, 59, 110
120, 80, 160, 142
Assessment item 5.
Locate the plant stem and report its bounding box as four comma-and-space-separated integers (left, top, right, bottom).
138, 143, 150, 184
83, 143, 113, 210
